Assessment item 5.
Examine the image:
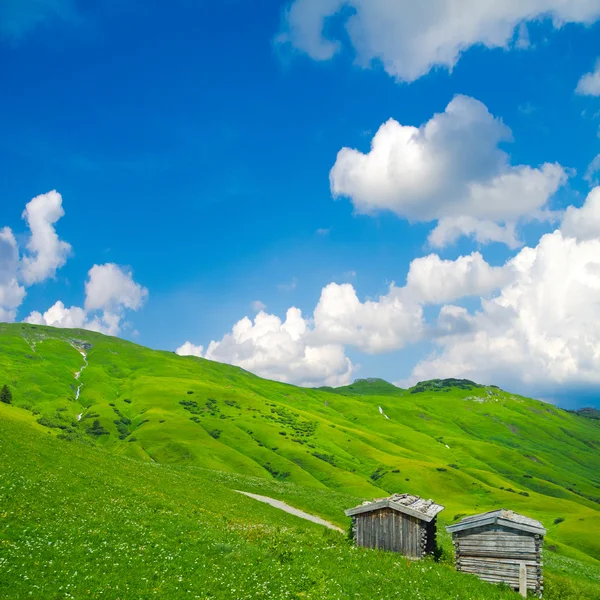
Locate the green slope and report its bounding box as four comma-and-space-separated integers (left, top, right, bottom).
1, 402, 532, 600
1, 323, 599, 596
318, 377, 405, 396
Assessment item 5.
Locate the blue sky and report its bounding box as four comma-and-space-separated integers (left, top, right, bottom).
1, 1, 600, 407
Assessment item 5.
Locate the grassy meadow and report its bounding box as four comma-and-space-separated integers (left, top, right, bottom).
1, 322, 599, 598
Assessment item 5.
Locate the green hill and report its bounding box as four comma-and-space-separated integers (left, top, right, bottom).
318, 377, 405, 396
1, 322, 600, 598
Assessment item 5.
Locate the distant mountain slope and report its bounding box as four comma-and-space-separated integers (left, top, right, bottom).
569, 407, 600, 421
1, 322, 599, 569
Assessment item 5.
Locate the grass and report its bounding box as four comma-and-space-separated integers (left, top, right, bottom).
0, 323, 599, 598
1, 404, 524, 600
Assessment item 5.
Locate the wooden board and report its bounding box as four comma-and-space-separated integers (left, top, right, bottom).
355, 507, 426, 558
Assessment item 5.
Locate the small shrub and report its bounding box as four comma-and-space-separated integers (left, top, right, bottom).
436, 468, 447, 472
263, 462, 290, 480
123, 398, 132, 404
370, 467, 387, 481
1, 384, 12, 404
87, 419, 109, 437
208, 429, 222, 439
187, 391, 194, 395
312, 452, 336, 466
554, 517, 565, 525
279, 431, 287, 436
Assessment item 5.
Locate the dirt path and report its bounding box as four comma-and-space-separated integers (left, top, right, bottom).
235, 490, 344, 533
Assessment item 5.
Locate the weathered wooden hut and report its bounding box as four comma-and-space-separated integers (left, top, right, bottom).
446, 509, 546, 597
344, 493, 444, 559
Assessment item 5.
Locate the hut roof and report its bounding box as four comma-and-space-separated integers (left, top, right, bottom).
446, 509, 546, 535
344, 493, 444, 522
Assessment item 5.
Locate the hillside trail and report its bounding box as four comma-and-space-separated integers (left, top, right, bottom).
235, 490, 344, 532
73, 349, 88, 413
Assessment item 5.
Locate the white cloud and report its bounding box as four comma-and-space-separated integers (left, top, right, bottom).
204, 308, 354, 387
20, 190, 71, 285
278, 0, 600, 83
24, 263, 147, 336
0, 227, 26, 322
407, 188, 600, 392
188, 190, 600, 392
330, 95, 567, 246
576, 58, 600, 96
316, 228, 331, 235
24, 301, 86, 329
428, 218, 520, 249
176, 341, 205, 358
251, 300, 267, 312
584, 153, 600, 186
404, 252, 510, 305
0, 190, 72, 322
177, 247, 522, 386
561, 187, 600, 241
85, 263, 148, 313
312, 282, 424, 353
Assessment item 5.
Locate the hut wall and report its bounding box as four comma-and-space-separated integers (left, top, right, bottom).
453, 525, 543, 595
354, 507, 427, 558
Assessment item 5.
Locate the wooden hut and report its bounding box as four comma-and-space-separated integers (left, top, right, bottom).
344, 493, 444, 559
446, 509, 546, 597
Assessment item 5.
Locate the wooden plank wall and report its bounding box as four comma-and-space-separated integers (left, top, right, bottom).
354, 508, 425, 558
453, 525, 543, 597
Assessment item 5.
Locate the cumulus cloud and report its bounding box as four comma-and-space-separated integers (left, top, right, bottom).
330, 95, 567, 246
404, 252, 510, 305
0, 190, 73, 323
428, 217, 520, 249
311, 282, 423, 353
85, 263, 147, 313
25, 301, 86, 329
576, 58, 600, 96
203, 308, 354, 387
0, 227, 26, 322
277, 0, 600, 82
20, 190, 71, 285
176, 342, 205, 358
407, 187, 600, 393
187, 190, 600, 392
24, 263, 147, 336
561, 187, 600, 241
176, 245, 526, 386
